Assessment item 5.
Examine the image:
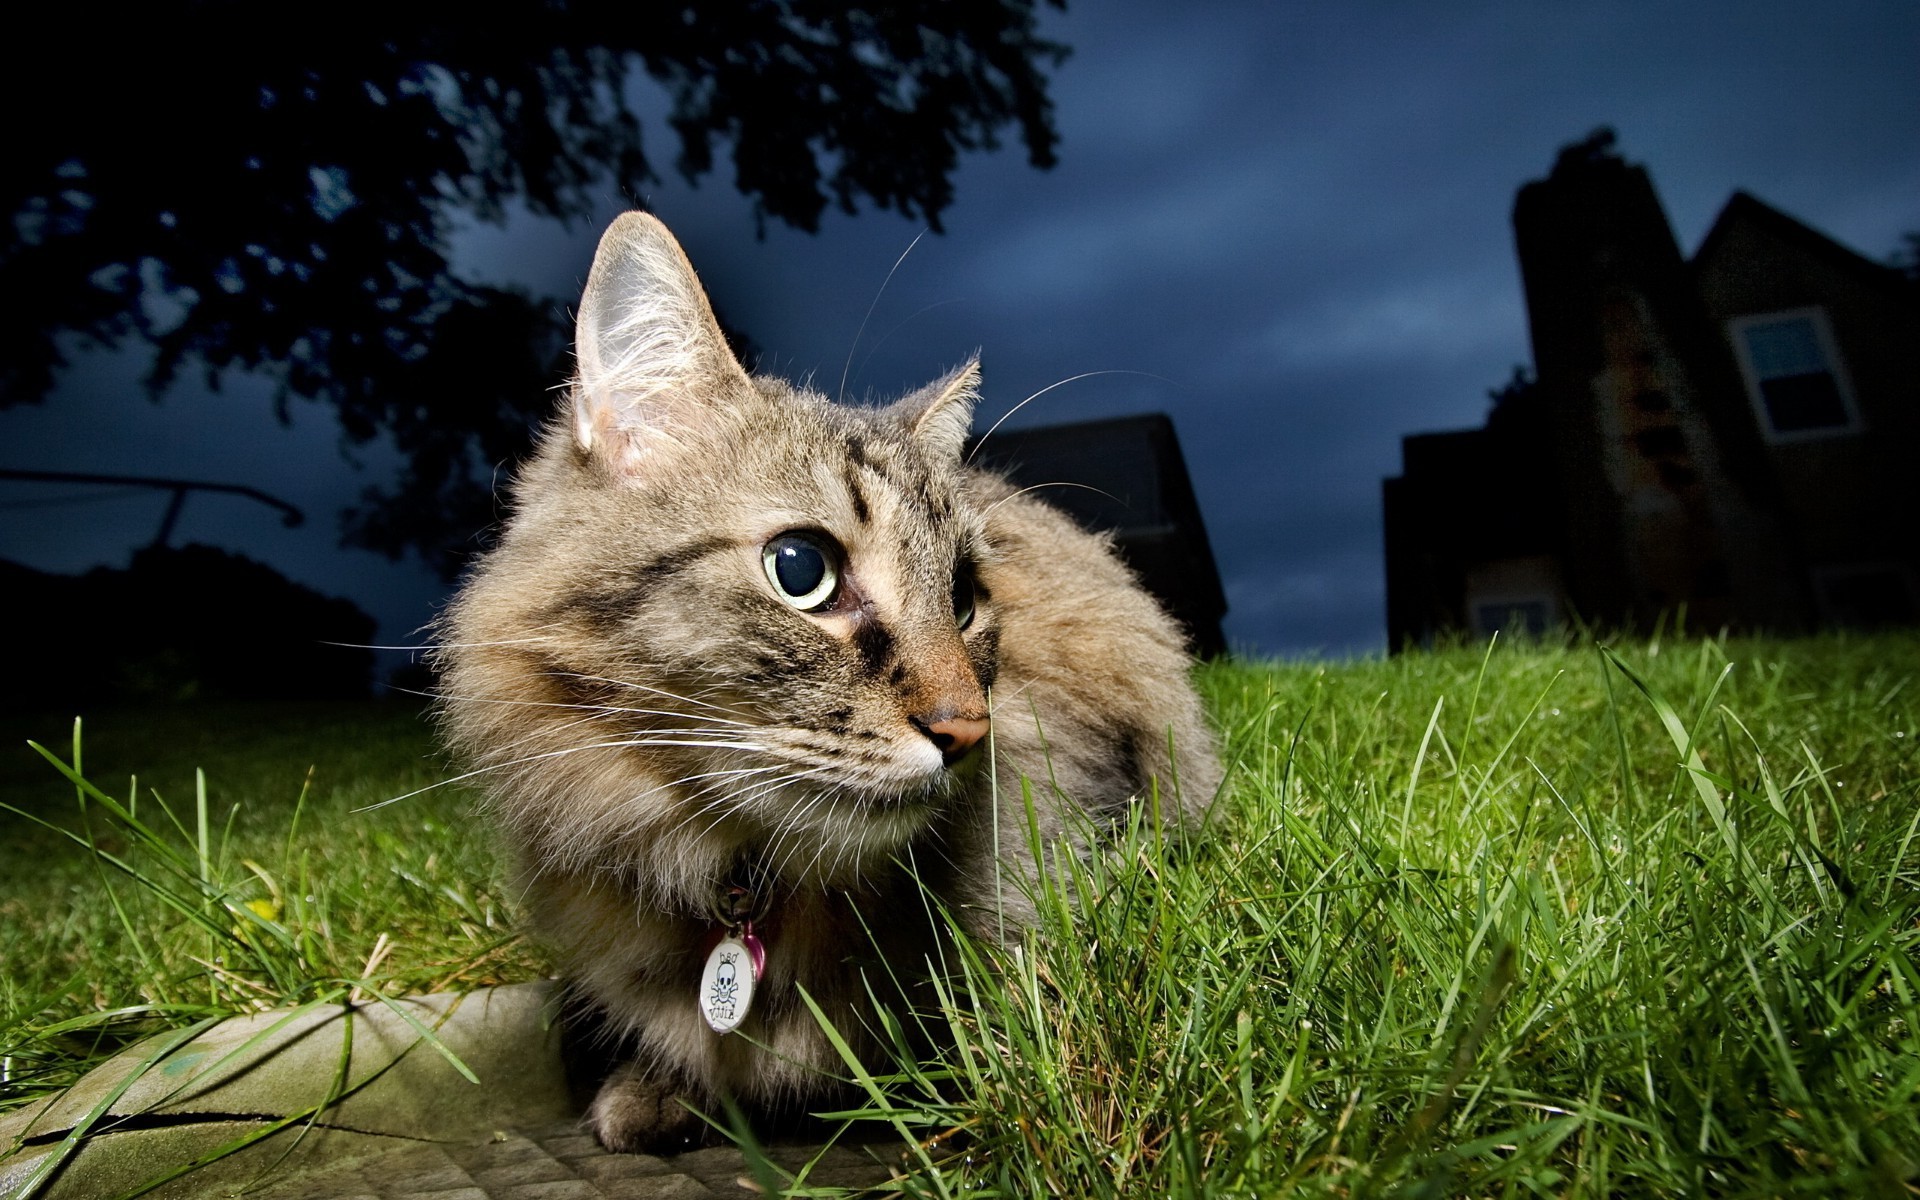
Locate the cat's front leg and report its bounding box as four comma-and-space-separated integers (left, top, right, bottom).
586, 1059, 714, 1154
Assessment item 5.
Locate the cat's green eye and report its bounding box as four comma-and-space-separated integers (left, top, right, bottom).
763, 533, 840, 611
953, 570, 976, 631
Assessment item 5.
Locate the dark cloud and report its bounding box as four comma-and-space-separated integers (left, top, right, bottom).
5, 1, 1916, 663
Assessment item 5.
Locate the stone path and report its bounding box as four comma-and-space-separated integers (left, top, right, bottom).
0, 984, 905, 1199
252, 1124, 898, 1199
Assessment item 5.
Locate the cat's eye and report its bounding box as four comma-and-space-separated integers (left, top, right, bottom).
953, 569, 976, 631
763, 533, 840, 611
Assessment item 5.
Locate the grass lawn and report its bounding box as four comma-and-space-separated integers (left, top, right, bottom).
3, 632, 1917, 1196
0, 700, 541, 1108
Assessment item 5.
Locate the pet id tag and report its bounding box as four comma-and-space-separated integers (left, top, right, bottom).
698, 926, 765, 1034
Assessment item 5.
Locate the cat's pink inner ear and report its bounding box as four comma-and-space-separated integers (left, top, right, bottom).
896, 359, 981, 463
569, 212, 746, 472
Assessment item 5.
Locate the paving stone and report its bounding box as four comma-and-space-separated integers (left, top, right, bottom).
449, 1134, 550, 1172
594, 1174, 719, 1200
788, 1144, 903, 1188
253, 1167, 374, 1200
648, 1141, 898, 1193
538, 1134, 605, 1161
256, 1182, 384, 1200
381, 1145, 476, 1192
471, 1157, 582, 1189
494, 1180, 603, 1200
568, 1151, 678, 1187
659, 1144, 752, 1188
523, 1119, 592, 1143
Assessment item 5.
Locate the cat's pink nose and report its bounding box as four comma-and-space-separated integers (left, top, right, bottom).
913, 714, 989, 765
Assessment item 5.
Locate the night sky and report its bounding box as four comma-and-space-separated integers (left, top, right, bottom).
4, 2, 1915, 666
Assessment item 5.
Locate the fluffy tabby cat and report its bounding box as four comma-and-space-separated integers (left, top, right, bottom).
437, 212, 1219, 1151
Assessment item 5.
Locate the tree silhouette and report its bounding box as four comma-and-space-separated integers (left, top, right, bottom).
2, 2, 1067, 574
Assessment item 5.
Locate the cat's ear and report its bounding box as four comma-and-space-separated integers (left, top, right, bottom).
891, 358, 981, 463
571, 212, 748, 473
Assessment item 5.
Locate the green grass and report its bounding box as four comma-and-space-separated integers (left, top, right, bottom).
844, 632, 1920, 1197
0, 700, 540, 1116
4, 633, 1918, 1196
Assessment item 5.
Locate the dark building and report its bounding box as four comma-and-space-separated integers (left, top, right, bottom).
969, 413, 1229, 657
1385, 131, 1920, 647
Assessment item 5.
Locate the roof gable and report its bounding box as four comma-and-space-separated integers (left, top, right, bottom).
1693, 191, 1914, 302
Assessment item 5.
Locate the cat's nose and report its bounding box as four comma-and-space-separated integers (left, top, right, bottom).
911, 713, 989, 765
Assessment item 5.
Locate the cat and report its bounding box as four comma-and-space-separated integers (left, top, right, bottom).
435, 212, 1221, 1152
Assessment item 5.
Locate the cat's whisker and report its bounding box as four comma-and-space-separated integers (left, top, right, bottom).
483, 725, 752, 783
358, 734, 771, 812
980, 480, 1122, 522
483, 708, 624, 754
965, 369, 1172, 464
767, 805, 828, 883
854, 299, 966, 385
597, 737, 770, 753
358, 750, 615, 811
789, 790, 852, 883
678, 771, 834, 870
557, 672, 760, 724
736, 763, 845, 845
422, 625, 571, 651
425, 684, 758, 731
541, 687, 760, 730
655, 758, 840, 846
837, 228, 928, 404
557, 724, 759, 757
426, 681, 771, 764
332, 634, 562, 652
585, 764, 786, 845
654, 769, 794, 844
516, 697, 725, 727
743, 763, 840, 817
769, 776, 837, 850
769, 774, 906, 886
482, 702, 749, 742
652, 766, 776, 795
830, 791, 878, 883
561, 719, 755, 740
983, 678, 1038, 720
668, 773, 780, 829
777, 808, 829, 883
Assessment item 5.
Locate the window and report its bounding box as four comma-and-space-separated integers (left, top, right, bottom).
1465, 557, 1564, 637
1728, 308, 1861, 441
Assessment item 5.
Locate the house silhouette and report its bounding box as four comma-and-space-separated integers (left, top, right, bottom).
1384, 130, 1919, 647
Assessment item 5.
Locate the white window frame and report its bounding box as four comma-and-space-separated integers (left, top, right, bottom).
1726, 306, 1863, 443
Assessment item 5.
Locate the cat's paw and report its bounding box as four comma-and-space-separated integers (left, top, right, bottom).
585, 1061, 712, 1154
